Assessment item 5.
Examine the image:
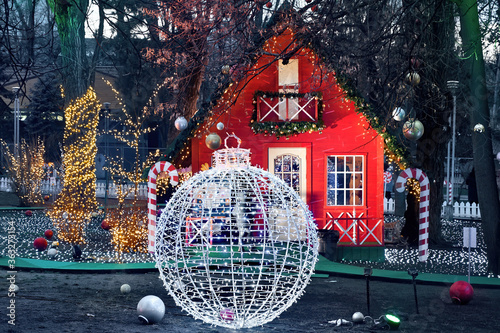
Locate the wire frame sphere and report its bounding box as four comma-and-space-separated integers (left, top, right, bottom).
155, 144, 318, 329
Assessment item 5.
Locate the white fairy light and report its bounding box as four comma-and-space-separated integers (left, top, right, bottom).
155, 134, 319, 329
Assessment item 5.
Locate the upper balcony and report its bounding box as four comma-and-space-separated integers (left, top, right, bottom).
256, 92, 320, 123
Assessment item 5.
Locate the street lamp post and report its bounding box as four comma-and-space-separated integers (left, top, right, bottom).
12, 87, 20, 159
447, 80, 459, 208
103, 102, 111, 216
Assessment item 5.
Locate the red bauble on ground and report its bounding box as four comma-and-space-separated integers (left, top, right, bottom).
44, 229, 54, 239
33, 237, 48, 251
25, 210, 32, 216
101, 220, 111, 230
450, 281, 474, 305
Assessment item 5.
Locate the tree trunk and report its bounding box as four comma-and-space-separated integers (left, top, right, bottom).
453, 0, 500, 276
47, 0, 90, 101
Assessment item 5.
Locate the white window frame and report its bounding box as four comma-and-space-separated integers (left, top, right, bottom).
326, 155, 364, 206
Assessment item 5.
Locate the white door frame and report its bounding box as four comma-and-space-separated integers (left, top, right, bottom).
268, 147, 307, 203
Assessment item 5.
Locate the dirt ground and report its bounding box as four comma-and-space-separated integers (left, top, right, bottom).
2, 269, 499, 333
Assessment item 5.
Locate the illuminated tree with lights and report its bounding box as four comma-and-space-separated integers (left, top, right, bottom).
103, 82, 161, 253
49, 87, 100, 244
0, 138, 45, 206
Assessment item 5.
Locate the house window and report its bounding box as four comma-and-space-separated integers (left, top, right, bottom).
278, 59, 299, 120
274, 154, 300, 193
278, 59, 299, 87
327, 155, 364, 206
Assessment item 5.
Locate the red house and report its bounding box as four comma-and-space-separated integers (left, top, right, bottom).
165, 28, 385, 261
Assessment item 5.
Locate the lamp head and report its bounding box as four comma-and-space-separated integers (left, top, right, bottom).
364, 267, 373, 277
384, 314, 401, 330
408, 268, 418, 278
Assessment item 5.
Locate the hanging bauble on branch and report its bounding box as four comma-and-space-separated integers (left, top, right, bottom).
221, 65, 230, 75
216, 122, 224, 131
405, 72, 421, 86
473, 123, 485, 133
403, 119, 424, 140
392, 107, 406, 121
175, 117, 188, 131
205, 132, 221, 150
154, 133, 319, 329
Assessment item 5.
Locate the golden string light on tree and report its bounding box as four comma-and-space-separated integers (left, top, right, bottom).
406, 178, 421, 201
48, 87, 100, 244
101, 79, 164, 253
0, 138, 45, 206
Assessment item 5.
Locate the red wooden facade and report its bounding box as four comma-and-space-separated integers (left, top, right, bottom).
188, 29, 385, 248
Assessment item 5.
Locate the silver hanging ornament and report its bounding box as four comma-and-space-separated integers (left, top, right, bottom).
155, 134, 318, 329
221, 65, 230, 75
175, 116, 188, 131
205, 132, 222, 150
392, 107, 405, 121
403, 119, 424, 140
473, 123, 485, 133
216, 122, 224, 131
405, 72, 420, 86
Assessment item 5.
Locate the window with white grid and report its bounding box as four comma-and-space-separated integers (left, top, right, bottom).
327, 155, 364, 206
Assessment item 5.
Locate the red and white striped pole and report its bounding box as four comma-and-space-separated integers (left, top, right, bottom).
147, 161, 179, 253
395, 168, 429, 262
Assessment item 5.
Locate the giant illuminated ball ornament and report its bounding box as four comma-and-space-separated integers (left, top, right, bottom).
137, 295, 165, 324
205, 132, 222, 150
403, 119, 424, 140
392, 107, 405, 121
174, 116, 188, 131
33, 237, 48, 251
155, 134, 319, 329
450, 281, 474, 305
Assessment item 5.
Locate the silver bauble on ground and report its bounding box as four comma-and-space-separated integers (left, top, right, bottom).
47, 248, 58, 258
137, 295, 165, 324
175, 116, 188, 131
403, 119, 424, 140
120, 284, 131, 294
205, 132, 222, 150
352, 312, 364, 323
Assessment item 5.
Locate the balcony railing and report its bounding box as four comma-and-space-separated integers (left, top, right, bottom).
257, 94, 318, 122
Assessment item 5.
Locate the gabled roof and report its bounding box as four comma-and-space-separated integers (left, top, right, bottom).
147, 5, 408, 176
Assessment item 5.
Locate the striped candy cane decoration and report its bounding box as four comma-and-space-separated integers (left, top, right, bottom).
395, 168, 429, 262
147, 161, 179, 253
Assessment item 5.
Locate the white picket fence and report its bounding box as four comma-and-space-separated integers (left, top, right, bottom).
0, 177, 149, 199
384, 198, 481, 219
